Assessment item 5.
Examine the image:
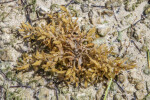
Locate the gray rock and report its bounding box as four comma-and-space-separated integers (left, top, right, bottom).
81, 4, 89, 13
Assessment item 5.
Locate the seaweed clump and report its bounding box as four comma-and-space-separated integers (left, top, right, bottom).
16, 6, 135, 87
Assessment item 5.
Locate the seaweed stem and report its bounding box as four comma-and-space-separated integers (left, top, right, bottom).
103, 78, 112, 100
147, 49, 150, 68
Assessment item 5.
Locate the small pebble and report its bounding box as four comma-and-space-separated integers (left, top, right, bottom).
96, 28, 107, 37
143, 67, 150, 75
113, 94, 123, 100
81, 4, 89, 13
135, 82, 145, 90
37, 6, 49, 16
133, 32, 141, 41
118, 74, 125, 83
96, 26, 110, 37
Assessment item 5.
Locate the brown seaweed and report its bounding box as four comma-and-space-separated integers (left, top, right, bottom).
16, 6, 136, 87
